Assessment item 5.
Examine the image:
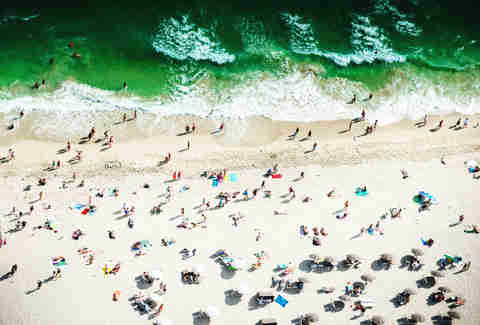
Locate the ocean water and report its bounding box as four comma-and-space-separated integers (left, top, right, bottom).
1, 0, 480, 126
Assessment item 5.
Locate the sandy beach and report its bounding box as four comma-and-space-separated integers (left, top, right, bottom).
1, 112, 479, 325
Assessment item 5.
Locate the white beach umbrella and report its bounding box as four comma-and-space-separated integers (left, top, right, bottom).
151, 269, 164, 280
465, 160, 478, 168
150, 293, 164, 303
231, 257, 248, 270
237, 283, 253, 295
192, 264, 206, 273
205, 306, 220, 319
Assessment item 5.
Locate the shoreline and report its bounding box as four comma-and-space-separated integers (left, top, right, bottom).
1, 112, 479, 178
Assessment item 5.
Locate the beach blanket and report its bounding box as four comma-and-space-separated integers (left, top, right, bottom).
355, 188, 368, 196
414, 191, 438, 204
271, 174, 282, 179
74, 204, 85, 210
275, 295, 288, 307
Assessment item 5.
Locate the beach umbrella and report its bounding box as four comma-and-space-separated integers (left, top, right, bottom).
371, 315, 385, 325
465, 160, 478, 168
447, 311, 461, 320
422, 276, 436, 288
404, 288, 417, 295
237, 283, 253, 295
431, 270, 446, 278
361, 274, 375, 283
205, 306, 220, 319
324, 256, 335, 264
410, 313, 425, 323
139, 240, 152, 247
411, 248, 424, 257
438, 286, 451, 293
149, 293, 164, 303
305, 313, 319, 322
339, 294, 351, 301
230, 257, 248, 270
151, 269, 163, 280
192, 264, 206, 273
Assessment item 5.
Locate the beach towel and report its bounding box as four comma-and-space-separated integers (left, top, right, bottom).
212, 179, 219, 187
355, 189, 368, 196
81, 208, 89, 215
275, 295, 288, 307
74, 204, 85, 210
271, 174, 282, 179
229, 173, 238, 182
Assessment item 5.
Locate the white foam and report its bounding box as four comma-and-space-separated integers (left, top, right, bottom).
152, 15, 235, 64
281, 12, 406, 67
1, 71, 479, 137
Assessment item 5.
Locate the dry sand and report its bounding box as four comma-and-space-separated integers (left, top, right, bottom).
0, 112, 479, 325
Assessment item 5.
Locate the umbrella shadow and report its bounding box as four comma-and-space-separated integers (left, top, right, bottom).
0, 272, 11, 281
396, 317, 411, 325
371, 260, 390, 271
338, 129, 350, 134
431, 315, 452, 325
224, 290, 241, 306
193, 313, 210, 325
247, 295, 263, 311
57, 148, 67, 154
25, 287, 40, 295
220, 268, 235, 280
135, 276, 153, 290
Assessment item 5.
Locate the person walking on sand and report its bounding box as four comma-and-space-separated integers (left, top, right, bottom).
37, 280, 42, 290
67, 140, 71, 152
463, 117, 469, 128
39, 191, 43, 201
187, 140, 190, 150
10, 264, 18, 277
344, 200, 349, 209
192, 122, 196, 133
438, 120, 444, 129
312, 142, 318, 151
122, 113, 127, 123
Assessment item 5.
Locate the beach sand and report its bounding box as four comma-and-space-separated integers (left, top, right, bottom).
0, 112, 479, 325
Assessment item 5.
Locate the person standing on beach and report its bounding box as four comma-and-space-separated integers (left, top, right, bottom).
187, 141, 190, 150
122, 113, 127, 123
37, 280, 42, 290
312, 142, 318, 151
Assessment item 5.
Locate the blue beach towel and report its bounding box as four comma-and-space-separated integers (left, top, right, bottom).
275, 295, 288, 307
355, 188, 368, 196
229, 173, 238, 182
212, 179, 219, 187
74, 204, 85, 210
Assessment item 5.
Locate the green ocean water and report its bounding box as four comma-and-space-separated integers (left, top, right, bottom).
1, 0, 479, 107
